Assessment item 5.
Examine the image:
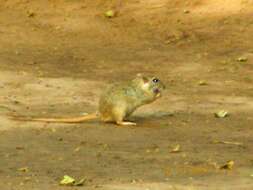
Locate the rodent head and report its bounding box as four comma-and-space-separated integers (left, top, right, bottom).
135, 74, 166, 99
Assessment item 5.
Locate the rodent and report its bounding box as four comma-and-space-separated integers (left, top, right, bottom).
11, 74, 165, 126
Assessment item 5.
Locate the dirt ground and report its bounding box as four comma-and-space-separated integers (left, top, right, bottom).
0, 0, 253, 189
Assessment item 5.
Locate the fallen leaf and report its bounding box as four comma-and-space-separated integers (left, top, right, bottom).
18, 167, 29, 172
105, 10, 116, 18
60, 175, 86, 186
237, 57, 247, 62
74, 178, 86, 186
212, 140, 243, 146
198, 80, 208, 85
214, 110, 228, 118
60, 175, 75, 185
170, 144, 181, 153
220, 160, 234, 170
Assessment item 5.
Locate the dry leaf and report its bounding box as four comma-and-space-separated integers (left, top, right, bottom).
18, 167, 29, 172
212, 140, 243, 146
60, 175, 75, 185
215, 110, 228, 118
60, 175, 86, 186
198, 80, 208, 85
220, 160, 234, 170
237, 57, 247, 62
74, 178, 86, 186
170, 144, 181, 153
105, 10, 115, 18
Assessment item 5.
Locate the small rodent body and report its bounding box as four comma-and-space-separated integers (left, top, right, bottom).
99, 74, 165, 125
12, 74, 165, 126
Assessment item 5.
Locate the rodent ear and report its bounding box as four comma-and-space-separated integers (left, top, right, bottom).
136, 73, 149, 83
142, 76, 149, 83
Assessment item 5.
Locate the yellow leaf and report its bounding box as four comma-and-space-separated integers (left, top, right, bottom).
220, 160, 234, 170
18, 167, 29, 172
59, 175, 86, 186
215, 110, 228, 118
170, 145, 181, 153
60, 175, 75, 185
105, 10, 115, 18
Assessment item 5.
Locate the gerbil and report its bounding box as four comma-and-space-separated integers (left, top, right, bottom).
11, 74, 165, 126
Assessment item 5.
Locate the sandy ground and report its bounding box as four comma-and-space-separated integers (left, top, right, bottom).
0, 0, 253, 189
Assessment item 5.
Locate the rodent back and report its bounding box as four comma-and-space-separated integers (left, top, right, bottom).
98, 75, 165, 116
99, 79, 155, 110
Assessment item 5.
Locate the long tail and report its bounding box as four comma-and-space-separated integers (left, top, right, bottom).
9, 113, 99, 123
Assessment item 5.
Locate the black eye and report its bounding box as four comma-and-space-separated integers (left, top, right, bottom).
153, 78, 159, 83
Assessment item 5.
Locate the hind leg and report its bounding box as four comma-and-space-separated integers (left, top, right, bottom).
112, 107, 136, 126
116, 121, 137, 126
